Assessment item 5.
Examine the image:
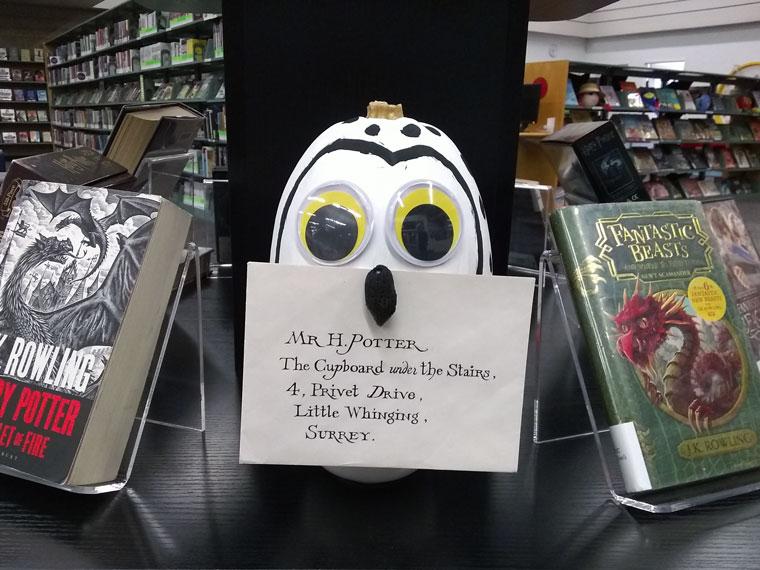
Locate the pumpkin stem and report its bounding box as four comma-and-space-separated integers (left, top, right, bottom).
367, 101, 404, 119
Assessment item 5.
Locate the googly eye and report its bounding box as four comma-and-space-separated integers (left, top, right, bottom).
297, 183, 372, 264
388, 181, 461, 266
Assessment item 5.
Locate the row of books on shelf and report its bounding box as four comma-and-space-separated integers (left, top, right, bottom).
170, 38, 212, 64
52, 108, 116, 130
51, 104, 226, 144
138, 11, 220, 36
629, 144, 760, 174
184, 145, 227, 178
79, 26, 107, 55
611, 114, 760, 143
179, 180, 212, 211
0, 47, 44, 63
568, 80, 760, 113
0, 68, 45, 83
53, 128, 107, 151
139, 38, 221, 70
150, 72, 223, 102
50, 51, 136, 85
0, 88, 47, 102
198, 106, 226, 141
1, 130, 51, 144
53, 101, 207, 165
49, 38, 221, 86
212, 18, 223, 58
50, 15, 221, 64
1, 109, 48, 123
643, 174, 758, 200
52, 74, 224, 107
52, 81, 141, 106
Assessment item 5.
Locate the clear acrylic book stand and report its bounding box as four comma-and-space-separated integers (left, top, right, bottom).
534, 207, 760, 513
0, 242, 207, 494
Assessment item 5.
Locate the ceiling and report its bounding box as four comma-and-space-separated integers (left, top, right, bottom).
14, 0, 619, 17
529, 0, 617, 21
12, 0, 98, 5
530, 0, 760, 37
10, 0, 220, 8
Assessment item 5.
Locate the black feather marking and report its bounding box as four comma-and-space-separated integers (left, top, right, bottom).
401, 123, 421, 138
275, 139, 484, 274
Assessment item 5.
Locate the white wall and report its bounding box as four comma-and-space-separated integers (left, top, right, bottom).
530, 0, 760, 38
585, 22, 760, 75
526, 21, 760, 76
525, 32, 587, 63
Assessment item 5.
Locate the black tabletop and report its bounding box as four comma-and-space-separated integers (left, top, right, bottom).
2, 277, 760, 569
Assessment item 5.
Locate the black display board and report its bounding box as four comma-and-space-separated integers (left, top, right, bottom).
224, 0, 530, 373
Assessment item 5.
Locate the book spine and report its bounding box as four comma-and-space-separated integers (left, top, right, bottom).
0, 162, 34, 233
550, 209, 625, 424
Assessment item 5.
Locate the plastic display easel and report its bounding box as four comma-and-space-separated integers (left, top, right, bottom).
535, 244, 760, 513
0, 242, 206, 493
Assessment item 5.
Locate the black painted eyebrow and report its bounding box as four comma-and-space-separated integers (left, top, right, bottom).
274, 138, 483, 274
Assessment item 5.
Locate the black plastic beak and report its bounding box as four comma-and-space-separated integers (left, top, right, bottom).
365, 265, 396, 326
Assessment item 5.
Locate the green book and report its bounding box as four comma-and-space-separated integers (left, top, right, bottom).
551, 201, 760, 493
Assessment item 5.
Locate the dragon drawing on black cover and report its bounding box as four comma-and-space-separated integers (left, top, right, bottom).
0, 185, 159, 355
613, 279, 743, 433
33, 187, 158, 280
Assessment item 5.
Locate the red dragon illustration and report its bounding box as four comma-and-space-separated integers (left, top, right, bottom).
613, 280, 743, 433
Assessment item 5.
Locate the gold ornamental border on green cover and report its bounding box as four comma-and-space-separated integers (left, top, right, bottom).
594, 210, 714, 284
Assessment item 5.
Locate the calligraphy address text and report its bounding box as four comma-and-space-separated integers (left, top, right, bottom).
278, 330, 495, 445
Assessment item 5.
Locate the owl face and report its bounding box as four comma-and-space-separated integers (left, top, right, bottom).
271, 115, 492, 275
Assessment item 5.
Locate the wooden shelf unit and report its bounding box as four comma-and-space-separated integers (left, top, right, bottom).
0, 54, 52, 158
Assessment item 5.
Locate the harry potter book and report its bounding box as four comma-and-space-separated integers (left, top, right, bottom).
0, 148, 132, 234
0, 180, 190, 485
103, 103, 202, 176
103, 103, 202, 197
542, 121, 650, 204
552, 201, 760, 492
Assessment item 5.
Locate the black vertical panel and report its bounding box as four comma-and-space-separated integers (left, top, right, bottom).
224, 0, 529, 374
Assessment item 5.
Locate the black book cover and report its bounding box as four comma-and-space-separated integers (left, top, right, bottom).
130, 115, 202, 196
542, 121, 650, 203
105, 103, 202, 195
102, 102, 202, 157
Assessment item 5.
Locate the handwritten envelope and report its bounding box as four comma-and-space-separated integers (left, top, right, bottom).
240, 262, 534, 473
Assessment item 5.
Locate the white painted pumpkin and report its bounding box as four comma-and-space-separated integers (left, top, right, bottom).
270, 103, 492, 483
